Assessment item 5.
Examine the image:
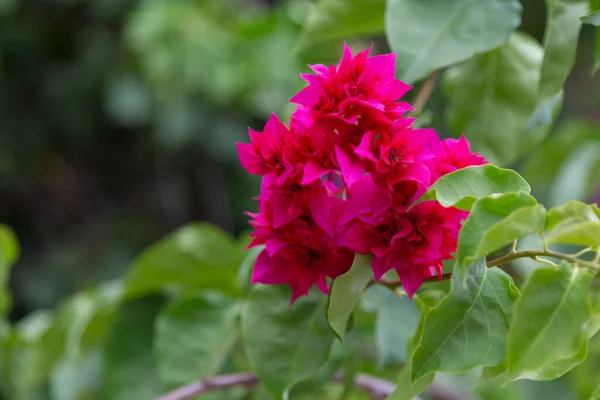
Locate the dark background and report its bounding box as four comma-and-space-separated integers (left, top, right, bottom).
0, 0, 597, 320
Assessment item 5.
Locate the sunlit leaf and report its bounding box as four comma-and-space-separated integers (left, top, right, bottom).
547, 220, 600, 248
507, 263, 593, 375
458, 192, 546, 272
413, 165, 530, 210
124, 223, 243, 298
385, 0, 521, 83
327, 254, 372, 341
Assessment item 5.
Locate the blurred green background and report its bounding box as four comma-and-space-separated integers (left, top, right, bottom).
0, 0, 598, 326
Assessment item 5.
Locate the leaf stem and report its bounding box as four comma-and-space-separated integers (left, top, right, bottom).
409, 70, 439, 116
511, 239, 518, 253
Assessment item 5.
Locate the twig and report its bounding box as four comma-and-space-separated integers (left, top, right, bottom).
371, 248, 600, 291
155, 371, 403, 400
486, 249, 599, 270
409, 70, 439, 116
153, 371, 471, 400
155, 373, 258, 400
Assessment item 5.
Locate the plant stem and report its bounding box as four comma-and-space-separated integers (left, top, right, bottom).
154, 371, 410, 400
409, 70, 439, 116
373, 249, 599, 290
486, 249, 599, 270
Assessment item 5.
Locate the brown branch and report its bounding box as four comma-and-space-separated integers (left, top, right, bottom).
409, 70, 439, 116
155, 373, 258, 400
155, 371, 415, 400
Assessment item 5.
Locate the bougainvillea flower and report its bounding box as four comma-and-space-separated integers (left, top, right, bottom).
428, 134, 487, 181
237, 43, 486, 303
290, 43, 412, 125
369, 201, 467, 297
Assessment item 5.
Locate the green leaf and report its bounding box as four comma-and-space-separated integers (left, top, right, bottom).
581, 9, 600, 25
512, 299, 600, 382
522, 119, 600, 198
507, 263, 593, 375
5, 311, 65, 399
241, 285, 335, 399
547, 142, 600, 207
547, 220, 600, 248
327, 254, 372, 341
539, 0, 588, 101
388, 312, 435, 400
411, 259, 519, 382
593, 27, 600, 75
444, 32, 543, 165
296, 0, 385, 52
154, 293, 240, 389
0, 225, 18, 317
124, 223, 243, 299
103, 295, 165, 400
412, 165, 530, 210
50, 350, 102, 400
546, 201, 600, 230
389, 363, 434, 400
457, 192, 546, 271
362, 285, 421, 369
385, 0, 522, 84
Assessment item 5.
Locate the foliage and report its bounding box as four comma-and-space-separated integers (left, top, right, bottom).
1, 0, 600, 400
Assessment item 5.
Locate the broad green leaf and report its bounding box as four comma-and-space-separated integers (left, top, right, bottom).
444, 32, 543, 165
103, 295, 165, 400
327, 254, 372, 341
539, 1, 588, 101
547, 220, 600, 248
507, 263, 593, 375
412, 165, 530, 210
581, 10, 600, 25
385, 0, 522, 84
296, 0, 385, 52
515, 305, 600, 381
457, 192, 546, 271
288, 334, 356, 398
411, 260, 519, 382
241, 285, 335, 399
362, 285, 421, 369
124, 223, 243, 298
154, 293, 240, 389
546, 201, 600, 230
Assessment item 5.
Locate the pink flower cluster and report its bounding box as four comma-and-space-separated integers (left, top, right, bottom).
237, 44, 485, 302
